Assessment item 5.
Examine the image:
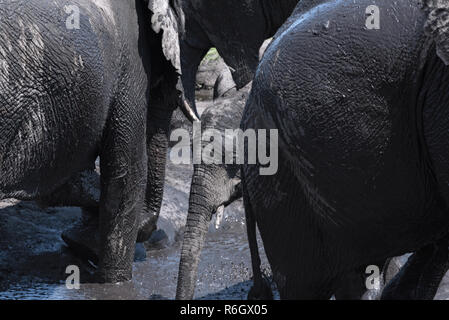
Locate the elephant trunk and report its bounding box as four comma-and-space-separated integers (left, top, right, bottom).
137, 126, 168, 242
179, 40, 210, 122
176, 167, 217, 300
137, 55, 178, 242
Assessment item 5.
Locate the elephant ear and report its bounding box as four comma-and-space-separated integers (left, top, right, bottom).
422, 0, 449, 65
148, 0, 181, 73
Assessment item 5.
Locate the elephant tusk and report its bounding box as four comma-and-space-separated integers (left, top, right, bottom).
215, 205, 225, 229
181, 96, 200, 123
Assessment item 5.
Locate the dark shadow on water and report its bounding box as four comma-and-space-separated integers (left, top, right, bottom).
0, 201, 96, 293
148, 281, 253, 301
198, 280, 253, 300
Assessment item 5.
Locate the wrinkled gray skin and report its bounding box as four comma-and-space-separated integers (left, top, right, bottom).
38, 0, 181, 264
175, 0, 300, 121
241, 0, 449, 299
381, 0, 449, 300
175, 79, 247, 300
0, 0, 179, 282
175, 81, 381, 300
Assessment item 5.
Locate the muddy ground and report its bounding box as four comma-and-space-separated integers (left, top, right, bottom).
1, 53, 449, 300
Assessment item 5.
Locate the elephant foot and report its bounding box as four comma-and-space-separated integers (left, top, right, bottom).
62, 211, 147, 265
144, 229, 169, 249
248, 275, 273, 300
61, 219, 100, 265
95, 267, 133, 284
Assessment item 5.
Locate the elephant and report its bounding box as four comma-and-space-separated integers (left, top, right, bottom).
0, 0, 185, 282
58, 0, 304, 264
175, 77, 249, 300
174, 0, 300, 121
240, 0, 449, 299
36, 0, 191, 265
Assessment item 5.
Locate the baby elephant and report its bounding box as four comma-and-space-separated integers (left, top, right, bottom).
175, 80, 248, 300
0, 0, 151, 282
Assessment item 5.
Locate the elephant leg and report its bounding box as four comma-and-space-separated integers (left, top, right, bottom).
137, 66, 178, 242
38, 167, 145, 264
244, 185, 273, 300
334, 268, 368, 300
381, 234, 449, 300
136, 26, 181, 242
62, 205, 146, 264
136, 121, 167, 242
62, 207, 100, 264
278, 272, 334, 300
96, 104, 146, 283
37, 170, 101, 263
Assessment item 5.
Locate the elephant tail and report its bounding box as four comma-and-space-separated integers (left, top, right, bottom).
243, 174, 273, 300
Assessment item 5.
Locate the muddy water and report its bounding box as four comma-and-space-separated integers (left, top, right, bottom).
0, 230, 261, 300
2, 155, 449, 300
0, 149, 274, 300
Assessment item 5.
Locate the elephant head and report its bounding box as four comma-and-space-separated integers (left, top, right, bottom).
173, 0, 299, 121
